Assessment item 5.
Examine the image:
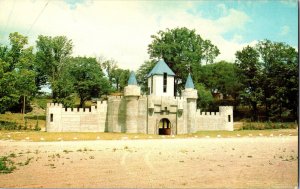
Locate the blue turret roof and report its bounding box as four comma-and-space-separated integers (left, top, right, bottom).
147, 59, 175, 77
128, 71, 138, 85
185, 73, 195, 89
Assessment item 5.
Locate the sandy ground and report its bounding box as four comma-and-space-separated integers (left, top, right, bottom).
0, 136, 298, 188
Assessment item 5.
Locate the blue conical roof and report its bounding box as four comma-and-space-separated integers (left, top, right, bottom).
128, 71, 138, 85
147, 59, 175, 77
185, 73, 194, 89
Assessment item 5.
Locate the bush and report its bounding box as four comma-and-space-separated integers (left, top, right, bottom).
0, 121, 18, 130
240, 121, 297, 130
0, 156, 16, 174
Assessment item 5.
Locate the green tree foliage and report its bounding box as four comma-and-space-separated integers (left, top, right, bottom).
256, 40, 298, 120
200, 61, 242, 107
136, 60, 156, 94
35, 35, 73, 92
99, 58, 130, 92
100, 58, 117, 84
110, 68, 130, 92
148, 27, 220, 94
235, 46, 263, 120
0, 32, 36, 113
236, 40, 298, 121
195, 83, 213, 110
54, 57, 111, 107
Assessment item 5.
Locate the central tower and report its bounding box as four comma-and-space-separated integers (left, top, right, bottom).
147, 59, 175, 96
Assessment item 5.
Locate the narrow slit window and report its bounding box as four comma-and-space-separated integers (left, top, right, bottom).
163, 73, 167, 93
228, 115, 231, 122
50, 113, 53, 122
151, 76, 153, 94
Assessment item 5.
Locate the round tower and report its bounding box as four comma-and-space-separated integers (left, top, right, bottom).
182, 74, 198, 133
124, 71, 141, 133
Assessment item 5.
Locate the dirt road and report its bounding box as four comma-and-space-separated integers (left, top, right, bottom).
0, 136, 297, 188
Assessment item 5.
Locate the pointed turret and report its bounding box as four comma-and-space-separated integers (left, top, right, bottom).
182, 73, 198, 133
185, 73, 195, 89
128, 71, 138, 85
182, 74, 197, 99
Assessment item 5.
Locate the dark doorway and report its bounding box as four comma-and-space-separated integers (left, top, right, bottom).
158, 118, 171, 135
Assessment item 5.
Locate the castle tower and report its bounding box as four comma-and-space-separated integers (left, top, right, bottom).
46, 103, 63, 132
219, 106, 234, 131
182, 74, 198, 133
147, 59, 175, 96
124, 71, 141, 133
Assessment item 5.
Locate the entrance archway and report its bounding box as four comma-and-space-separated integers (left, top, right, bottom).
158, 118, 171, 135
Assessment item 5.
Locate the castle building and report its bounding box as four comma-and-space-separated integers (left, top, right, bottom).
46, 59, 233, 134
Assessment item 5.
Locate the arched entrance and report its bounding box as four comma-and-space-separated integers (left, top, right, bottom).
158, 118, 171, 135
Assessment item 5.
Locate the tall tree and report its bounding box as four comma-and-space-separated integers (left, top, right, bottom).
235, 46, 263, 121
54, 57, 111, 107
256, 40, 298, 120
110, 68, 130, 92
0, 32, 36, 114
148, 27, 220, 95
35, 35, 73, 94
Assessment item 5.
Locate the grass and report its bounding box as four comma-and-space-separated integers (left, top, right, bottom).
0, 113, 46, 131
0, 128, 297, 142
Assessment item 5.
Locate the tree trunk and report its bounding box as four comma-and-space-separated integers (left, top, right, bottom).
23, 95, 26, 121
80, 97, 85, 108
251, 101, 258, 121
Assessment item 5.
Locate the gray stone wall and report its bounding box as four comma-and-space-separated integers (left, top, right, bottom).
46, 101, 107, 132
46, 96, 233, 133
195, 106, 233, 131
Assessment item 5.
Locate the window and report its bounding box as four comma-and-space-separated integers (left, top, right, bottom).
228, 115, 231, 122
151, 76, 153, 94
50, 114, 53, 122
163, 73, 167, 93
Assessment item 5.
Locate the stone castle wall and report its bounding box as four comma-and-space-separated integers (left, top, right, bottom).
46, 96, 233, 133
46, 101, 107, 132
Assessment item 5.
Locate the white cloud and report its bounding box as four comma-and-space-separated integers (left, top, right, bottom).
0, 0, 253, 70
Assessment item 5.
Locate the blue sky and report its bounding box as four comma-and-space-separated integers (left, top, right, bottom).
0, 0, 298, 70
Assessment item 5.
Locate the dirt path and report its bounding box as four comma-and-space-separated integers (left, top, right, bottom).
0, 137, 297, 188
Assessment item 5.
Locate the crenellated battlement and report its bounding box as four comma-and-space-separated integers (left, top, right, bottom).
108, 96, 124, 100
47, 103, 63, 108
63, 107, 99, 113
196, 109, 220, 116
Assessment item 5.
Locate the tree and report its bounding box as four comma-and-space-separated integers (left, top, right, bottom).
199, 61, 242, 108
100, 58, 118, 84
136, 60, 156, 94
35, 35, 73, 93
54, 57, 111, 107
0, 32, 36, 114
235, 40, 298, 121
148, 27, 220, 95
195, 83, 213, 110
235, 46, 263, 121
110, 68, 130, 92
256, 40, 298, 120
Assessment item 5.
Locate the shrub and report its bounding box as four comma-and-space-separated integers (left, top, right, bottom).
0, 121, 18, 130
240, 121, 297, 130
0, 156, 16, 174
